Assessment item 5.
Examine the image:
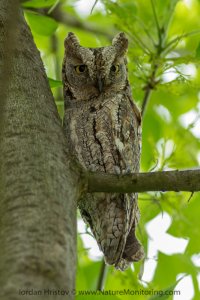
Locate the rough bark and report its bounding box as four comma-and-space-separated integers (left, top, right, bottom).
0, 2, 85, 299
87, 169, 200, 193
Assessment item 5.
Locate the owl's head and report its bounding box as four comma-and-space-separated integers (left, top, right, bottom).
62, 32, 129, 101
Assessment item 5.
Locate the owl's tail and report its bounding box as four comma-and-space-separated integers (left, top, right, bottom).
79, 193, 144, 271
101, 194, 144, 271
115, 221, 145, 271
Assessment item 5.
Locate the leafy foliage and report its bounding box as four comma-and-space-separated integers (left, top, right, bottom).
25, 11, 58, 36
21, 0, 200, 298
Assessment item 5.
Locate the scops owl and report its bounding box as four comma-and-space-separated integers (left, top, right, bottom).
62, 32, 144, 270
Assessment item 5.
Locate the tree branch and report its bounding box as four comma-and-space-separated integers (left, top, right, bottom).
48, 5, 113, 40
87, 169, 200, 193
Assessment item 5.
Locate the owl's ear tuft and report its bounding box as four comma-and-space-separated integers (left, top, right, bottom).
64, 32, 80, 51
112, 32, 128, 56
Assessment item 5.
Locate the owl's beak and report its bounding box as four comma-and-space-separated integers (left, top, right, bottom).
97, 76, 104, 92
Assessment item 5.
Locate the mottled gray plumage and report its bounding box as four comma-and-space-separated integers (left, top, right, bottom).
62, 32, 144, 270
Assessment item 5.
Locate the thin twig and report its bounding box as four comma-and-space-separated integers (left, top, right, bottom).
150, 0, 161, 44
96, 260, 107, 291
47, 0, 60, 14
141, 64, 159, 116
140, 0, 163, 116
141, 84, 153, 117
125, 22, 152, 54
128, 33, 151, 55
141, 0, 179, 114
90, 0, 99, 14
141, 87, 152, 117
164, 29, 200, 53
131, 31, 151, 54
187, 192, 194, 203
134, 15, 156, 47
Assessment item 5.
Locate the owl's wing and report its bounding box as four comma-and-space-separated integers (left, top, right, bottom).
112, 94, 144, 270
113, 93, 141, 174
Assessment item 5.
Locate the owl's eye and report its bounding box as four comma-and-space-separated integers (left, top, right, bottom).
75, 65, 87, 74
110, 64, 119, 73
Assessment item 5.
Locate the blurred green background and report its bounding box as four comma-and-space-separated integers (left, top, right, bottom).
21, 0, 200, 299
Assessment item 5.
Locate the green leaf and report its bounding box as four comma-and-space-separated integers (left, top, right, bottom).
195, 42, 200, 59
169, 193, 200, 255
148, 277, 183, 300
22, 0, 57, 8
48, 78, 62, 88
76, 260, 102, 290
25, 11, 58, 36
154, 252, 197, 288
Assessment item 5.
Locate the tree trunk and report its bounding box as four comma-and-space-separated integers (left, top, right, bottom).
0, 2, 84, 299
